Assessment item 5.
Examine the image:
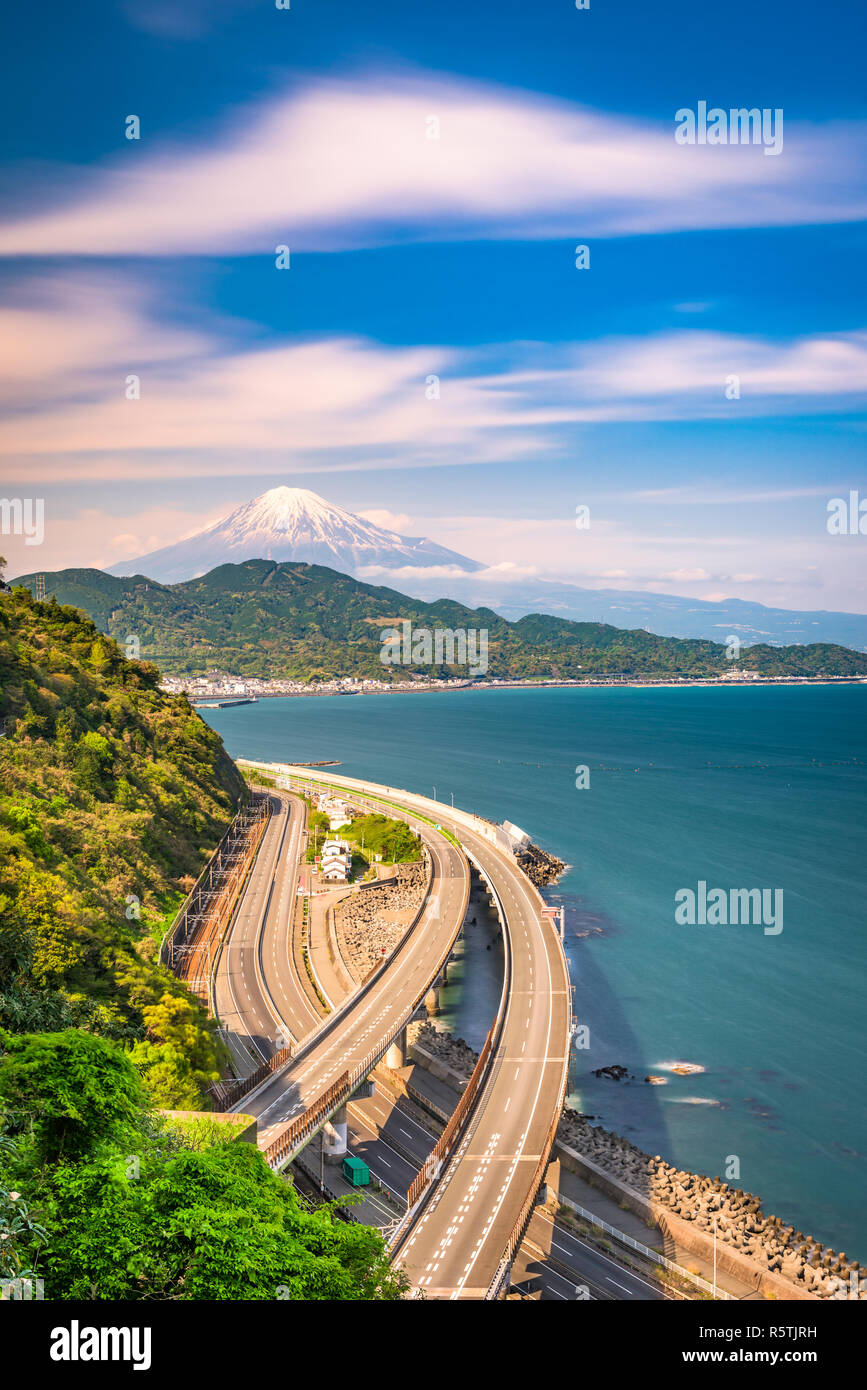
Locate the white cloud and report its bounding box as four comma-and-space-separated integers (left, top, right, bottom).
575, 329, 867, 403
629, 484, 833, 504
0, 272, 209, 404
0, 70, 865, 256
356, 509, 416, 533
2, 274, 865, 480
659, 568, 712, 582
1, 504, 206, 579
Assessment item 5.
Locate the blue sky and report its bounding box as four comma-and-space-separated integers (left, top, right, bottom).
1, 0, 865, 611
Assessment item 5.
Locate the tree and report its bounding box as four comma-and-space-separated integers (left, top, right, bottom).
74, 731, 113, 795
0, 1029, 143, 1163
37, 1139, 408, 1301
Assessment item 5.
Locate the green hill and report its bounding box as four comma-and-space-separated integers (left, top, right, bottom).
11, 560, 867, 680
0, 572, 407, 1301
0, 578, 244, 1107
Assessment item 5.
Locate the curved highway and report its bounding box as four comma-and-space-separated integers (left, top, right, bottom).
395, 814, 570, 1298
216, 783, 471, 1156
242, 764, 571, 1300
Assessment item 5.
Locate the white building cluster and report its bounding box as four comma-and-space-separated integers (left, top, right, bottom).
319, 837, 352, 882
319, 796, 351, 831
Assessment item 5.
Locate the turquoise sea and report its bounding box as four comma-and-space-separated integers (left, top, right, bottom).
202, 685, 867, 1259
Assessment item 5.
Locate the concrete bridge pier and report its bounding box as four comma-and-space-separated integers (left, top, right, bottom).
322, 1105, 348, 1164
385, 1027, 407, 1070
424, 966, 449, 1017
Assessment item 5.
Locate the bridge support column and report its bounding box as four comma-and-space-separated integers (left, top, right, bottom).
322, 1105, 348, 1164
424, 985, 440, 1017
385, 1027, 407, 1070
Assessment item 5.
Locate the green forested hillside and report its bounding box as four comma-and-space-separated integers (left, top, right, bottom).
0, 579, 244, 1107
12, 560, 867, 680
0, 575, 405, 1301
0, 1029, 406, 1300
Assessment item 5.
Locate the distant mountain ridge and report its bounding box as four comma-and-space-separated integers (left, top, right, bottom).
108, 486, 481, 584
394, 573, 867, 653
11, 560, 866, 683
102, 484, 867, 651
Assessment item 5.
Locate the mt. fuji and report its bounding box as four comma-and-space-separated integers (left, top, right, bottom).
108, 486, 482, 584
103, 484, 867, 651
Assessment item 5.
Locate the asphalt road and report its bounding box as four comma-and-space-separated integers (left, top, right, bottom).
229, 806, 470, 1151
213, 792, 318, 1070
346, 1083, 663, 1300
214, 767, 659, 1301
395, 816, 571, 1299
244, 765, 571, 1300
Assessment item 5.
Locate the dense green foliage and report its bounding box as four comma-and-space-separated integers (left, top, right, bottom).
305, 809, 330, 862
305, 809, 420, 871
341, 813, 421, 863
13, 561, 866, 681
0, 1029, 144, 1164
0, 583, 244, 1107
0, 1030, 406, 1300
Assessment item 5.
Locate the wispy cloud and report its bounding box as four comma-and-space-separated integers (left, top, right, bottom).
628, 484, 836, 505
379, 512, 867, 613
2, 274, 865, 480
1, 70, 865, 256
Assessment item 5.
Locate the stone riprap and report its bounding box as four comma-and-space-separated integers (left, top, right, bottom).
557, 1109, 862, 1299
334, 862, 427, 982
406, 1021, 860, 1300
515, 841, 566, 887
407, 1020, 478, 1081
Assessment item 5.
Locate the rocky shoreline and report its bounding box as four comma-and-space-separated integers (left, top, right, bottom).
334, 863, 427, 982
515, 840, 566, 887
409, 1022, 861, 1300
407, 1020, 479, 1078
557, 1110, 862, 1299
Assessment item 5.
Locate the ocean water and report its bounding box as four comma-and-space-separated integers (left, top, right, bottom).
203, 685, 867, 1258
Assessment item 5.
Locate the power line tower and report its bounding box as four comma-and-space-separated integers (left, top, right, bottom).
34, 573, 45, 602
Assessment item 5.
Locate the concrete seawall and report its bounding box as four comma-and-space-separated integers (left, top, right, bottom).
554, 1143, 818, 1301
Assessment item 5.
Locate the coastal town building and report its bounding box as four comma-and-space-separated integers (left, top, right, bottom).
320, 838, 352, 882
318, 796, 351, 831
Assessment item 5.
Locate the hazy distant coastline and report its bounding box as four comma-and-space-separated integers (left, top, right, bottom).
173, 673, 867, 703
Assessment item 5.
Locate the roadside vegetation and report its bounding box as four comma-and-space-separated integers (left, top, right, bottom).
0, 568, 405, 1300
341, 813, 421, 864
0, 575, 244, 1107
305, 808, 421, 875
0, 1029, 407, 1299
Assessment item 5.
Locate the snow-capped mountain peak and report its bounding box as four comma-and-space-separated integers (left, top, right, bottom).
108, 485, 482, 584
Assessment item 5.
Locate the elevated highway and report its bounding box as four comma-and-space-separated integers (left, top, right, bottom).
242, 763, 572, 1299
213, 779, 471, 1170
